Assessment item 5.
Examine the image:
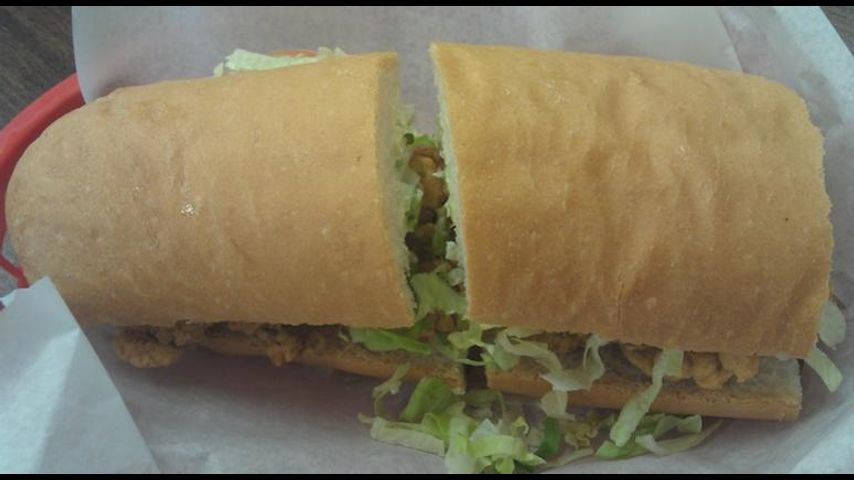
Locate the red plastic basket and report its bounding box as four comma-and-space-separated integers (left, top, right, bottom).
0, 74, 85, 288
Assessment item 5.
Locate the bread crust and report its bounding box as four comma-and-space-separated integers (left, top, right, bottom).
432, 43, 831, 357
487, 358, 802, 421
8, 53, 414, 329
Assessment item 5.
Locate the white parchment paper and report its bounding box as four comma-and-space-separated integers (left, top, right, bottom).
3, 5, 851, 473
0, 279, 158, 474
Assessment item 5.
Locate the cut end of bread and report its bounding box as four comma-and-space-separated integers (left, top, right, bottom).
430, 44, 469, 284
375, 53, 417, 314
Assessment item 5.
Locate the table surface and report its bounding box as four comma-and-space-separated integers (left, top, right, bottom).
0, 6, 853, 294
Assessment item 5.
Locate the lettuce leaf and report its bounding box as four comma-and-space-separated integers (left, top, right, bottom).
446, 318, 486, 351
430, 207, 451, 258
635, 420, 721, 456
463, 389, 506, 419
400, 378, 460, 423
445, 241, 463, 263
491, 330, 562, 372
564, 411, 614, 449
446, 267, 465, 287
534, 417, 561, 460
819, 300, 846, 349
805, 345, 843, 392
369, 417, 446, 456
804, 300, 845, 392
213, 47, 345, 76
653, 414, 702, 437
595, 440, 649, 460
367, 371, 465, 457
364, 374, 550, 474
403, 182, 424, 232
373, 362, 408, 399
445, 415, 478, 473
609, 349, 684, 447
365, 370, 715, 472
372, 362, 410, 419
466, 418, 545, 472
542, 334, 608, 392
349, 328, 431, 356
410, 270, 467, 321
597, 413, 715, 460
540, 391, 575, 421
485, 331, 608, 396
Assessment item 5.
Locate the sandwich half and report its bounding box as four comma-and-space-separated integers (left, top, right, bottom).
430, 43, 836, 420
7, 50, 467, 388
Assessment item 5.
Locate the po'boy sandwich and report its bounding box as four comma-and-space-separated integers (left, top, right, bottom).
6, 43, 845, 471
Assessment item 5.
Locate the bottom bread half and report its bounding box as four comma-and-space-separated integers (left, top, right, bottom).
487, 353, 802, 421
194, 330, 466, 390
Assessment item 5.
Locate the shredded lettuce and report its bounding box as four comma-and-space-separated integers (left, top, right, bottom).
595, 439, 649, 460
364, 375, 551, 474
446, 318, 486, 351
804, 300, 846, 392
488, 329, 561, 372
610, 349, 684, 447
349, 328, 431, 356
653, 414, 702, 437
446, 267, 465, 287
213, 47, 345, 76
445, 241, 463, 263
805, 345, 843, 392
369, 417, 446, 456
635, 420, 721, 456
463, 389, 506, 419
485, 331, 608, 396
430, 207, 451, 258
365, 381, 458, 457
400, 378, 460, 422
364, 369, 719, 473
445, 415, 478, 473
463, 389, 503, 407
540, 391, 575, 421
410, 270, 467, 321
403, 183, 424, 232
819, 300, 846, 349
372, 363, 410, 418
534, 417, 561, 460
465, 418, 546, 473
598, 413, 716, 460
564, 411, 614, 449
367, 370, 464, 456
542, 335, 608, 392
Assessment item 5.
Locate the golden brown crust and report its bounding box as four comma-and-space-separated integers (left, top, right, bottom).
487, 359, 802, 421
432, 43, 831, 357
8, 53, 414, 329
